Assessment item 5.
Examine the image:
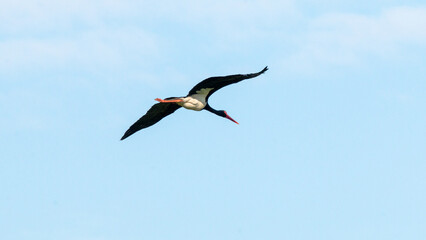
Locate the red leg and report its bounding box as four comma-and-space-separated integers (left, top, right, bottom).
155, 98, 183, 103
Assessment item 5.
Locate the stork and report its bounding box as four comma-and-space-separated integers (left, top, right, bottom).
121, 66, 268, 140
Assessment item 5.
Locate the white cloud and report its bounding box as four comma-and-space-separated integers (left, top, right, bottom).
0, 0, 298, 83
177, 0, 299, 50
281, 6, 426, 74
0, 0, 297, 34
0, 27, 160, 70
0, 1, 168, 84
1, 1, 425, 81
313, 6, 426, 49
0, 1, 134, 34
1, 1, 425, 133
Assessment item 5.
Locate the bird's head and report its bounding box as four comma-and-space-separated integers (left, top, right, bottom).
204, 104, 239, 124
218, 110, 239, 124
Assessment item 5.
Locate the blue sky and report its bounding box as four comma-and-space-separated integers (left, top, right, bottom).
1, 1, 425, 239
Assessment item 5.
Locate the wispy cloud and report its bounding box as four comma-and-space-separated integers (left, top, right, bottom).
281, 6, 426, 74
1, 2, 425, 80
0, 1, 131, 34
0, 1, 166, 83
0, 28, 161, 73
0, 0, 298, 83
1, 1, 425, 134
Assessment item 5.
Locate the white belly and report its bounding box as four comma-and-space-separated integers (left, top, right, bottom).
178, 95, 206, 111
177, 88, 212, 111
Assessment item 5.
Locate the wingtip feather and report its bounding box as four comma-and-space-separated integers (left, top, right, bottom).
120, 130, 132, 141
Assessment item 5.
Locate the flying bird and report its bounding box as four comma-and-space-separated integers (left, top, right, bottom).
121, 66, 268, 140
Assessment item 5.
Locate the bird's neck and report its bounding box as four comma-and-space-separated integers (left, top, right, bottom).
204, 104, 222, 117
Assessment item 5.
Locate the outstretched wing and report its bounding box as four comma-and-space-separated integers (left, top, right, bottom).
187, 66, 268, 99
121, 101, 181, 140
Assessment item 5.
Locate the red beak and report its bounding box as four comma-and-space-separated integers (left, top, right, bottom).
224, 111, 239, 124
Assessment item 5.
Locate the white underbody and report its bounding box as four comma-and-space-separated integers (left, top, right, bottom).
177, 88, 213, 111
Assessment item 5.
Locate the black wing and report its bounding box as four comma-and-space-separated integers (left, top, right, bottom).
121, 101, 181, 140
187, 66, 268, 99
